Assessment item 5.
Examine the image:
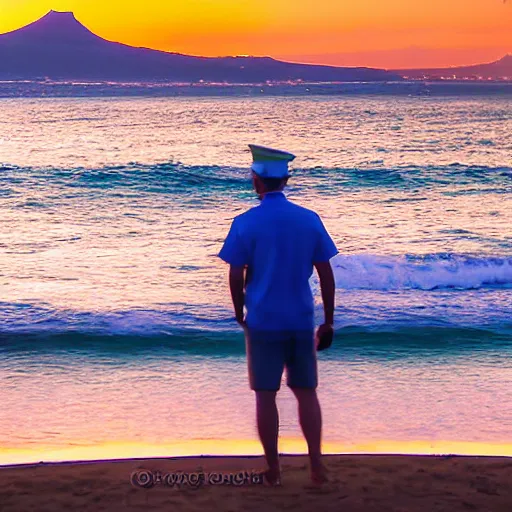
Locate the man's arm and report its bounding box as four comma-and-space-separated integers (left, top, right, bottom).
219, 217, 249, 327
314, 261, 335, 325
229, 265, 246, 326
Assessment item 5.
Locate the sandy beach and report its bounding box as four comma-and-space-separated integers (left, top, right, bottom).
0, 454, 511, 511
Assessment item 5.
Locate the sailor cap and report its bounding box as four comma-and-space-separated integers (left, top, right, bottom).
249, 144, 296, 179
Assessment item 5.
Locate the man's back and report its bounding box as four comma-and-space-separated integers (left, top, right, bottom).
219, 191, 337, 330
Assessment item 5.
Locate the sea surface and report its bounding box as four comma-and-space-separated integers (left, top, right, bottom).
1, 90, 511, 464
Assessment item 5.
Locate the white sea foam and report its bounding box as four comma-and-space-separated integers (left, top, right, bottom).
330, 254, 512, 291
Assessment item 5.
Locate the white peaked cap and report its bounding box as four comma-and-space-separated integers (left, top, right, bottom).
249, 144, 296, 179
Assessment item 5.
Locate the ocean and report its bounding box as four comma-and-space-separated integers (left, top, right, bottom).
0, 90, 511, 464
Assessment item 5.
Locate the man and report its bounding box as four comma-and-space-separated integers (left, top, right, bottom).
218, 144, 338, 485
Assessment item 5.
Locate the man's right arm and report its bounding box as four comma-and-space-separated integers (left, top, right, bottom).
312, 214, 338, 348
313, 260, 335, 350
229, 264, 246, 326
218, 217, 249, 328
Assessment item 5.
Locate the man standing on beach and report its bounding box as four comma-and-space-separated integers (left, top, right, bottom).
219, 145, 338, 485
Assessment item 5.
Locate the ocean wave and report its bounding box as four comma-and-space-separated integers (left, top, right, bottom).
1, 324, 511, 358
1, 162, 511, 195
330, 253, 512, 291
1, 271, 511, 345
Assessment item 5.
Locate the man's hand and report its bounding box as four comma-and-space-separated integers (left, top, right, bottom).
315, 323, 334, 351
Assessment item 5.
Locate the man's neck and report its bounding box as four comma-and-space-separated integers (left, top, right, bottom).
260, 190, 285, 199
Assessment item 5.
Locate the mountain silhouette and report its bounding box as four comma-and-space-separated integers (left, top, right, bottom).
0, 11, 400, 82
395, 55, 512, 80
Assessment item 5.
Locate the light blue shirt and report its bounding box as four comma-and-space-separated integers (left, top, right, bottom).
219, 192, 338, 330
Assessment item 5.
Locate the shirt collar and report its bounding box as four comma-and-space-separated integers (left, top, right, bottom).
261, 191, 286, 203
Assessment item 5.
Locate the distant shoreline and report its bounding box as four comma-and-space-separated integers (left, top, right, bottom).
1, 80, 512, 98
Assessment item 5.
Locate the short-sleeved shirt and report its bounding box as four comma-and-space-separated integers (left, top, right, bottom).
219, 192, 338, 331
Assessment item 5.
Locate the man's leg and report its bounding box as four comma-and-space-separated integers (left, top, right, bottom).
255, 390, 281, 483
245, 329, 285, 484
290, 387, 327, 482
287, 331, 327, 483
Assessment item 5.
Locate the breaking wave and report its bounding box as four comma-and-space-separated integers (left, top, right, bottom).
331, 253, 512, 291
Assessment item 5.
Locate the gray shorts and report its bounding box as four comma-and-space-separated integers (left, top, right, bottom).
244, 329, 318, 391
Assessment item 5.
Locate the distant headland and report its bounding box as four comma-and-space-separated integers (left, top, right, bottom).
1, 11, 510, 84
394, 55, 512, 82
0, 10, 399, 83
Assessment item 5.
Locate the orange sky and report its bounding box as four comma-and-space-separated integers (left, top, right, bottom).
0, 0, 511, 68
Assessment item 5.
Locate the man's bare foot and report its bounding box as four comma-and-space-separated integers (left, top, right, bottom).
310, 462, 329, 485
263, 467, 282, 486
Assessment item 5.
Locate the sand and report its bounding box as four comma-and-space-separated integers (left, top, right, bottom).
0, 454, 511, 511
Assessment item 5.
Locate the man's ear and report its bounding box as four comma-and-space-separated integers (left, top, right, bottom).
252, 172, 264, 195
251, 172, 259, 192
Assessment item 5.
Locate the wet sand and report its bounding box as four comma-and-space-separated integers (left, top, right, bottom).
0, 454, 511, 511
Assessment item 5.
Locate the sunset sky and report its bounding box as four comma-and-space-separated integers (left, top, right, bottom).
0, 0, 511, 68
